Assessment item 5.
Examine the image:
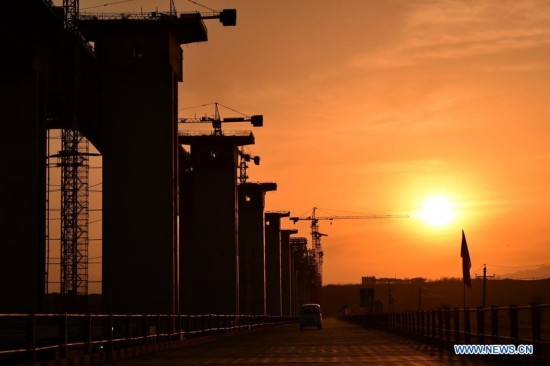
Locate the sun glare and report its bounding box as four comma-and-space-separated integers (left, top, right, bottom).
418, 196, 455, 227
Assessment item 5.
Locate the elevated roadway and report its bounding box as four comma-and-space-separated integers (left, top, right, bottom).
106, 318, 496, 365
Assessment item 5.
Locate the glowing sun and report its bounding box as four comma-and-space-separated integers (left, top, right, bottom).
418, 196, 455, 227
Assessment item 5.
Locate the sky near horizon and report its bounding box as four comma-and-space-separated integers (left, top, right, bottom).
56, 0, 550, 288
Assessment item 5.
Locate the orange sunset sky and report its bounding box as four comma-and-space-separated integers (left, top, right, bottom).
52, 0, 550, 290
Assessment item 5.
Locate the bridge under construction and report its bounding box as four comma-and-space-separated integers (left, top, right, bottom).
0, 0, 319, 317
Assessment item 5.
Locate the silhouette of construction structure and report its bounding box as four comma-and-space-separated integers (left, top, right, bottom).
0, 1, 102, 312
78, 10, 228, 315
179, 132, 254, 314
238, 182, 277, 315
0, 1, 320, 320
281, 229, 298, 316
265, 211, 290, 316
291, 237, 319, 313
0, 0, 236, 314
0, 1, 57, 312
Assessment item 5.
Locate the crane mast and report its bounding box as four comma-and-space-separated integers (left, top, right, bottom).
58, 0, 90, 300
238, 147, 260, 184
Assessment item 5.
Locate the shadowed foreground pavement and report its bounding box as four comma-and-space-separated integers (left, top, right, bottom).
105, 318, 499, 365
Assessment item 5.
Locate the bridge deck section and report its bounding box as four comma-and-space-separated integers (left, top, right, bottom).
106, 318, 496, 365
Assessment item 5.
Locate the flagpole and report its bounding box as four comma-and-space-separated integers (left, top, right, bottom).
463, 281, 466, 309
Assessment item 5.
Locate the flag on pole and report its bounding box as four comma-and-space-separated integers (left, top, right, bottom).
461, 230, 472, 287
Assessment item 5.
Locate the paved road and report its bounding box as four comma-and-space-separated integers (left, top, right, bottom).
106, 318, 495, 365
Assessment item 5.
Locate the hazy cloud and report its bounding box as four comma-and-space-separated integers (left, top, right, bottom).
351, 0, 550, 69
363, 159, 448, 174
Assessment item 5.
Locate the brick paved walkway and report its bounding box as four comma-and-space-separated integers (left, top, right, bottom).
105, 318, 498, 365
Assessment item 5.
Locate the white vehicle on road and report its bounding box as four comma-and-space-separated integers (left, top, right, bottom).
299, 303, 322, 330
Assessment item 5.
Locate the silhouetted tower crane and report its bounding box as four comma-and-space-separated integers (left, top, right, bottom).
179, 103, 263, 183
178, 102, 263, 135
179, 102, 263, 183
290, 207, 409, 287
238, 148, 260, 183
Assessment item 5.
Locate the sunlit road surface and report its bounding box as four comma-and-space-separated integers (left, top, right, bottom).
107, 318, 495, 365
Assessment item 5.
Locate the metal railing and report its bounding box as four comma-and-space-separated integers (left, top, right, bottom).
178, 130, 254, 137
0, 313, 296, 365
342, 304, 550, 361
79, 11, 180, 21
